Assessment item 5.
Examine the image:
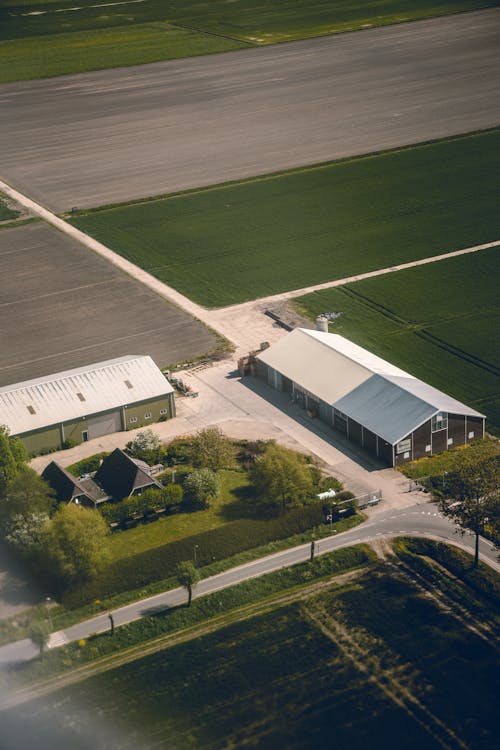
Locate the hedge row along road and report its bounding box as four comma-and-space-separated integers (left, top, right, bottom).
0, 9, 499, 212
0, 501, 498, 674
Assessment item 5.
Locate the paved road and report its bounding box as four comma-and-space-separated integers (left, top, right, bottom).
1, 502, 497, 670
0, 9, 499, 212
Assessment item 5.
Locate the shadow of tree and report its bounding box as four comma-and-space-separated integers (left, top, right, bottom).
220, 485, 280, 521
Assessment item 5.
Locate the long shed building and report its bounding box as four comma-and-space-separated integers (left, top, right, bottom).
255, 329, 485, 466
0, 355, 175, 455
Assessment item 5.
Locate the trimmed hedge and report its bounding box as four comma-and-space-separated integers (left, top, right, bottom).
63, 505, 324, 606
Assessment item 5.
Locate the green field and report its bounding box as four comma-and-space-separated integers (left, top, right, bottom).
6, 562, 498, 749
70, 130, 500, 307
295, 246, 500, 428
1, 1, 496, 81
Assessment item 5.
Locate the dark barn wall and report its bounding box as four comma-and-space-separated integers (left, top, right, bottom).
412, 419, 432, 460
362, 428, 377, 455
348, 418, 362, 446
432, 428, 448, 454
448, 413, 466, 446
466, 416, 484, 441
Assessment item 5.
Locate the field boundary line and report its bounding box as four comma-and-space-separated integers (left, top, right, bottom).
219, 240, 500, 311
0, 180, 209, 323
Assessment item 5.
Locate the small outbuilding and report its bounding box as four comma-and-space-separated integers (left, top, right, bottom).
0, 355, 175, 455
255, 329, 485, 467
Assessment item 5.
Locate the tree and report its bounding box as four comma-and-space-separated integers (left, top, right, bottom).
0, 425, 20, 498
175, 561, 200, 606
0, 467, 55, 524
190, 427, 233, 471
251, 444, 314, 510
3, 511, 50, 557
42, 504, 110, 588
439, 442, 500, 568
183, 469, 220, 509
28, 619, 51, 656
126, 428, 164, 463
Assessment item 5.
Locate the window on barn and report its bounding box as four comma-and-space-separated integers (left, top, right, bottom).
160, 408, 168, 415
144, 412, 152, 419
129, 416, 137, 424
431, 412, 447, 432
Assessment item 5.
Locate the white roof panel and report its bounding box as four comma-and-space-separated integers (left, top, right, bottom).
257, 329, 372, 404
0, 356, 173, 435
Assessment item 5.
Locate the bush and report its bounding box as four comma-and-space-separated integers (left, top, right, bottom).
318, 476, 344, 493
165, 439, 192, 465
63, 505, 325, 607
335, 490, 355, 502
60, 439, 77, 450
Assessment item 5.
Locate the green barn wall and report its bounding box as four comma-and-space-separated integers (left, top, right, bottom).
123, 394, 175, 430
21, 425, 62, 455
19, 393, 175, 455
63, 417, 90, 444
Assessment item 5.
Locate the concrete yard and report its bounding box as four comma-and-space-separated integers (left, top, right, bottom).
0, 222, 218, 387
0, 9, 499, 212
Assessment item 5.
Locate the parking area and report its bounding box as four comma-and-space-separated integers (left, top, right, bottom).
0, 222, 218, 387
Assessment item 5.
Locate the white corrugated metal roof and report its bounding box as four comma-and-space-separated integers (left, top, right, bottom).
257, 329, 485, 444
0, 356, 173, 436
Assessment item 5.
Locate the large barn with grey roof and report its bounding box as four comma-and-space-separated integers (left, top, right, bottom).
0, 355, 175, 455
255, 329, 485, 466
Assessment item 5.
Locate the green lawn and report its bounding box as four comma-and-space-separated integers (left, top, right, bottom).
9, 562, 498, 749
1, 0, 496, 81
70, 130, 500, 307
108, 470, 251, 562
295, 246, 500, 428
